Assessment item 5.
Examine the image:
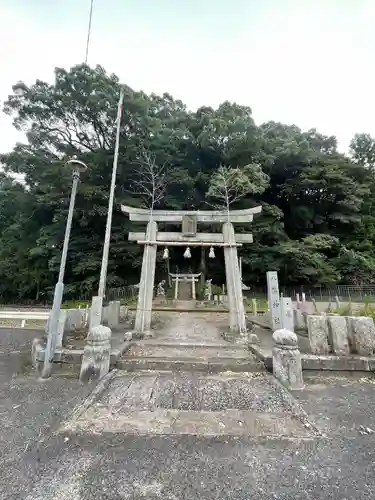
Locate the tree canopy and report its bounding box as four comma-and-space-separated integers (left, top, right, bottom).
1, 64, 375, 302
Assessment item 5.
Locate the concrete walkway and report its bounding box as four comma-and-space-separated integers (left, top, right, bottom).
121, 311, 264, 372
156, 311, 229, 344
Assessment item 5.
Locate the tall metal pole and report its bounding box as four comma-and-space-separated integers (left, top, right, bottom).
41, 163, 86, 378
85, 0, 94, 64
97, 88, 124, 299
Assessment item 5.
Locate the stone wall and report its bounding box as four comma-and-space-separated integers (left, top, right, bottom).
306, 314, 375, 356
45, 301, 125, 349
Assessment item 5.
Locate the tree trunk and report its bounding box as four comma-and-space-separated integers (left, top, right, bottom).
200, 247, 206, 284
35, 277, 40, 301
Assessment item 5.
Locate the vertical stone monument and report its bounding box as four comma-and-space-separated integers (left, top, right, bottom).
266, 271, 282, 331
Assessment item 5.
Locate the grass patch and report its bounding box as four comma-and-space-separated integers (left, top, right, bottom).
332, 299, 375, 320
61, 300, 90, 309
0, 319, 46, 329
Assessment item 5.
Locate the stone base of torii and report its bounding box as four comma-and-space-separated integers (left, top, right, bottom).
122, 205, 262, 341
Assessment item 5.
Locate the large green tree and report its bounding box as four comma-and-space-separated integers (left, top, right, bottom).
1, 63, 374, 302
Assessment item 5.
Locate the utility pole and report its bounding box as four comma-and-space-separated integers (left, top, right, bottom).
90, 88, 124, 329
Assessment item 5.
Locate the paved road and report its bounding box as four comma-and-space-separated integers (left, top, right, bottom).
0, 328, 92, 499
1, 327, 375, 499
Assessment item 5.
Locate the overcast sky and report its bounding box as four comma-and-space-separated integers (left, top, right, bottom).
1, 0, 374, 154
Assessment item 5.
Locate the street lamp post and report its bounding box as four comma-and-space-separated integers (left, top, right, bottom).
41, 159, 88, 379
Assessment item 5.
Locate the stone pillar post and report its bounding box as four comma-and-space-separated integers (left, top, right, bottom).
174, 277, 179, 300
108, 300, 120, 329
223, 222, 246, 336
272, 329, 304, 390
192, 278, 196, 300
251, 298, 257, 317
79, 325, 111, 383
134, 220, 157, 334
89, 295, 103, 331
55, 310, 68, 349
280, 297, 294, 331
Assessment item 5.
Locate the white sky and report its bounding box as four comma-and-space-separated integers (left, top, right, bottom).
1, 0, 375, 154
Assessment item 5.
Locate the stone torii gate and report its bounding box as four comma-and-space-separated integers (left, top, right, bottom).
169, 272, 201, 300
122, 205, 262, 340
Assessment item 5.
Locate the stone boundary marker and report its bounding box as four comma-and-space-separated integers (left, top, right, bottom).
44, 301, 125, 349
272, 329, 304, 390
249, 313, 375, 373
79, 325, 111, 383
307, 314, 375, 356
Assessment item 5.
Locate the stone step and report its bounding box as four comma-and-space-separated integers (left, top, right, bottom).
66, 408, 314, 438
126, 342, 250, 360
116, 355, 265, 373
63, 371, 316, 438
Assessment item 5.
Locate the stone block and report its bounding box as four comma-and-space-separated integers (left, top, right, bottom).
293, 309, 306, 330
56, 309, 68, 349
65, 309, 86, 332
272, 329, 304, 390
79, 325, 111, 383
307, 315, 329, 354
89, 296, 103, 331
327, 316, 349, 355
31, 338, 44, 369
302, 354, 370, 372
281, 297, 294, 331
251, 298, 257, 316
119, 305, 128, 319
102, 305, 109, 324
350, 317, 375, 356
108, 300, 120, 328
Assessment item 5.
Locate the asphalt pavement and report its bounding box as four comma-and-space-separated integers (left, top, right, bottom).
1, 327, 375, 499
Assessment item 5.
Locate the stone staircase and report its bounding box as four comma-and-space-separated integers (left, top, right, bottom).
118, 339, 265, 373
118, 312, 265, 374
65, 370, 315, 438
177, 280, 191, 300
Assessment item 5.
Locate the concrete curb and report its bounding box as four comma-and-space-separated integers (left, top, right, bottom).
36, 341, 132, 366
249, 344, 375, 372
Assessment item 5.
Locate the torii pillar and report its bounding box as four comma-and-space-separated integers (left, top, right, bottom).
134, 220, 157, 334
223, 222, 247, 339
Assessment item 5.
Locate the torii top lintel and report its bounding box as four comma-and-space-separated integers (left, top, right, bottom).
121, 205, 262, 223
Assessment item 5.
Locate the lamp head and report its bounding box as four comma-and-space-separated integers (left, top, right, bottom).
65, 158, 88, 173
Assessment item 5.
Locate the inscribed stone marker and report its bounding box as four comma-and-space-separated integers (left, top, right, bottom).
182, 215, 197, 236
266, 271, 282, 331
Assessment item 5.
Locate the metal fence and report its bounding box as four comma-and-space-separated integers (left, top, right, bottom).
245, 285, 375, 302
2, 284, 375, 308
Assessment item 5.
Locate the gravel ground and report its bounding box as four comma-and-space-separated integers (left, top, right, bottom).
0, 328, 91, 499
